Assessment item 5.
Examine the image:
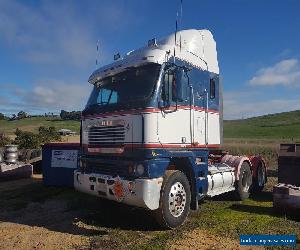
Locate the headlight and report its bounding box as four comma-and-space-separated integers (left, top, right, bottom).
135, 163, 145, 176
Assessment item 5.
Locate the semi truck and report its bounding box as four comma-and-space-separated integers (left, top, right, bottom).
74, 29, 267, 228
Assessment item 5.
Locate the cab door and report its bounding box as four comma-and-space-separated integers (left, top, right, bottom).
193, 75, 220, 146
157, 66, 192, 147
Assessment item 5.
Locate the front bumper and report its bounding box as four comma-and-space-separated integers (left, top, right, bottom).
74, 170, 163, 210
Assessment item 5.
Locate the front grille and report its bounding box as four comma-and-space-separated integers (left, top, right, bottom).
88, 125, 125, 146
84, 159, 129, 177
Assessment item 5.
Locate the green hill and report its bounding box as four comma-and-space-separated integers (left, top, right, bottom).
1, 110, 300, 140
0, 117, 80, 137
224, 110, 300, 140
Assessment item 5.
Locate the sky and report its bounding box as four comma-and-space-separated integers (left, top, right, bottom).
0, 0, 300, 119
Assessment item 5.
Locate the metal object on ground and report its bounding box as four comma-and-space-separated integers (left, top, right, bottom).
278, 144, 300, 186
4, 144, 18, 164
273, 183, 300, 212
58, 129, 76, 136
5, 144, 18, 152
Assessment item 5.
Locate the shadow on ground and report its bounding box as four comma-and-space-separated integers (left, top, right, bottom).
0, 177, 160, 239
204, 188, 274, 203
209, 190, 300, 222
229, 203, 300, 222
251, 191, 273, 202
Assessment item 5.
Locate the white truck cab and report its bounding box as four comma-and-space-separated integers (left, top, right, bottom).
74, 29, 267, 228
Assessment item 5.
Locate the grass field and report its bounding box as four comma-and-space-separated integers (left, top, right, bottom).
224, 110, 300, 140
0, 117, 80, 137
1, 109, 300, 140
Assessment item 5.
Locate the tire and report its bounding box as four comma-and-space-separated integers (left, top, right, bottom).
235, 162, 252, 200
251, 163, 266, 193
154, 170, 191, 229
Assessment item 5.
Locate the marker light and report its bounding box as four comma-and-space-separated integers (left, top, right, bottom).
114, 52, 121, 60
148, 38, 157, 47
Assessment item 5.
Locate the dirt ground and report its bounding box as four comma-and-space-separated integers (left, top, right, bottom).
169, 229, 262, 250
0, 177, 89, 250
0, 176, 262, 250
61, 135, 80, 143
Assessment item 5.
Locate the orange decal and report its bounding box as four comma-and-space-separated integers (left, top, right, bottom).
113, 181, 124, 201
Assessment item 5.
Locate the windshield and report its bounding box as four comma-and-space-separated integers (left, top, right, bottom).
86, 63, 161, 108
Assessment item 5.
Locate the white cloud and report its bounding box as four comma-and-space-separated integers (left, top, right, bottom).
0, 1, 136, 114
0, 1, 125, 68
24, 80, 92, 111
249, 58, 300, 86
0, 81, 92, 114
224, 90, 300, 119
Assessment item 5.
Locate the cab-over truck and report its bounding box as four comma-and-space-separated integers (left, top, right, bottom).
74, 29, 267, 228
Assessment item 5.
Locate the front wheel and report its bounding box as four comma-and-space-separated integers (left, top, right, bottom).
154, 170, 191, 229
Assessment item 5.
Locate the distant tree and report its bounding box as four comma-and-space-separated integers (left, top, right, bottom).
0, 113, 5, 120
0, 132, 11, 147
38, 126, 60, 143
60, 110, 67, 120
14, 130, 40, 149
60, 110, 81, 120
14, 126, 61, 149
17, 110, 27, 119
9, 114, 17, 121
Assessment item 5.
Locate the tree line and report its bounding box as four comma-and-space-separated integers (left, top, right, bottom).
0, 111, 28, 120
0, 126, 61, 149
0, 110, 81, 121
59, 110, 81, 120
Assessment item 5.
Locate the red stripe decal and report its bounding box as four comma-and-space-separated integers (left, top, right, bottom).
130, 143, 220, 149
84, 143, 220, 150
88, 147, 124, 154
82, 106, 219, 120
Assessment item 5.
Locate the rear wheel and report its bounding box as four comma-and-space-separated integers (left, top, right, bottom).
252, 163, 266, 193
154, 170, 191, 229
235, 162, 252, 200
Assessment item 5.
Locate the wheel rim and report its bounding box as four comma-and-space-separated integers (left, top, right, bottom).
168, 182, 187, 217
257, 166, 265, 187
241, 170, 250, 192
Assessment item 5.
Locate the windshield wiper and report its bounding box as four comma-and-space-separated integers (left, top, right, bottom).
107, 90, 114, 104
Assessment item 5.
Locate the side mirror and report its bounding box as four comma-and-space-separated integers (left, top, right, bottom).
158, 100, 164, 108
158, 99, 170, 108
174, 69, 185, 102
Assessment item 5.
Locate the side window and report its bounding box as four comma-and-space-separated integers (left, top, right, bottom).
210, 78, 215, 99
180, 73, 189, 102
162, 70, 174, 102
162, 68, 189, 103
